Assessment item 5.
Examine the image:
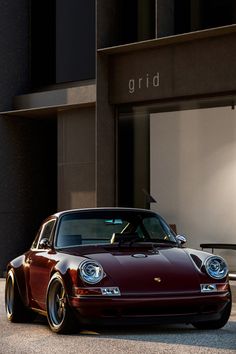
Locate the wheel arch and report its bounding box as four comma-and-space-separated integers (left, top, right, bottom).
48, 261, 78, 298
6, 258, 29, 307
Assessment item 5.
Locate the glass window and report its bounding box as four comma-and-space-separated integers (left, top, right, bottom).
30, 0, 56, 87
118, 110, 150, 208
31, 230, 41, 250
142, 216, 175, 241
30, 0, 95, 88
199, 0, 236, 29
55, 210, 177, 248
56, 0, 95, 83
174, 0, 236, 35
32, 219, 56, 249
57, 216, 126, 247
119, 0, 156, 44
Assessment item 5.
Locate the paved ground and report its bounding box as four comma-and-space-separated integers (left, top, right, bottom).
0, 278, 235, 354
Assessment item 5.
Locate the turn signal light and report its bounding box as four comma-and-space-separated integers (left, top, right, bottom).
101, 287, 121, 296
201, 283, 229, 293
73, 286, 121, 297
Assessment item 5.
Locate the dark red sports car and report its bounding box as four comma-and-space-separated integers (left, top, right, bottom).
5, 208, 231, 333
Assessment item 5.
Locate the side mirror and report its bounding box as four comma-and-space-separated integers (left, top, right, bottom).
176, 234, 187, 246
39, 238, 51, 249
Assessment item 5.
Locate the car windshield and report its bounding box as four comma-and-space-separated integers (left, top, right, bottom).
55, 210, 177, 248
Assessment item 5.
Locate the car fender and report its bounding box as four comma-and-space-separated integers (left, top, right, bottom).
48, 254, 87, 297
7, 255, 29, 307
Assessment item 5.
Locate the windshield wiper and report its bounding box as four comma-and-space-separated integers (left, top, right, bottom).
110, 232, 143, 247
119, 236, 141, 247
151, 240, 177, 247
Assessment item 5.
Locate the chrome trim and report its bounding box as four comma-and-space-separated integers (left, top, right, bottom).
200, 284, 217, 293
79, 260, 105, 284
101, 287, 121, 296
204, 255, 228, 279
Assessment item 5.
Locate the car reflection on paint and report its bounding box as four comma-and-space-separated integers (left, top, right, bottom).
5, 208, 231, 333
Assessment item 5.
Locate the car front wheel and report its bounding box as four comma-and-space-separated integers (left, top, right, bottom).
46, 273, 77, 334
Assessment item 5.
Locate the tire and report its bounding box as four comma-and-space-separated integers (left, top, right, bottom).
5, 269, 36, 323
46, 273, 77, 334
192, 294, 232, 330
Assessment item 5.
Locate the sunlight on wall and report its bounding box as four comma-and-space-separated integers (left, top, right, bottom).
70, 191, 95, 209
150, 107, 236, 270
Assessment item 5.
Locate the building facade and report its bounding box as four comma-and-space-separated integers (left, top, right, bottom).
1, 0, 236, 274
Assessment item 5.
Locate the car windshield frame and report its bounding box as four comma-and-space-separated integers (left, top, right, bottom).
54, 210, 177, 248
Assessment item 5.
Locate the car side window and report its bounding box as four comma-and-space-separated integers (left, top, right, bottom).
31, 230, 41, 249
35, 219, 56, 249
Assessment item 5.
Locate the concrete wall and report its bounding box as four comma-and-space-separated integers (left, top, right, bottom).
150, 107, 236, 270
0, 116, 57, 274
0, 1, 58, 274
96, 0, 117, 206
58, 107, 96, 210
0, 0, 30, 110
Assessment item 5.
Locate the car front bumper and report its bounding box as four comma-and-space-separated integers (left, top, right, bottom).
68, 291, 231, 326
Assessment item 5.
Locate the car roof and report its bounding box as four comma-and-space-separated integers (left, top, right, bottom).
52, 207, 157, 219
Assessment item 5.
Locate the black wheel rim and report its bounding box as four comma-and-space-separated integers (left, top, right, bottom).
48, 279, 66, 328
6, 274, 14, 316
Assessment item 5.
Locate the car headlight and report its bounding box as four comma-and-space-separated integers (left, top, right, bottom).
79, 260, 104, 284
204, 256, 228, 279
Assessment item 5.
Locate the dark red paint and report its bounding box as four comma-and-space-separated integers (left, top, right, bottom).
6, 208, 232, 331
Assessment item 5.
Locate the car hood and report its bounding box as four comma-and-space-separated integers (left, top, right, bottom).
68, 245, 203, 294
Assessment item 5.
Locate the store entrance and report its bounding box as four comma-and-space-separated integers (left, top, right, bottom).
118, 104, 236, 271
150, 106, 236, 249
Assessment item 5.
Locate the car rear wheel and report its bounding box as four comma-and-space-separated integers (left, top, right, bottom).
5, 269, 36, 323
46, 273, 77, 334
192, 295, 232, 330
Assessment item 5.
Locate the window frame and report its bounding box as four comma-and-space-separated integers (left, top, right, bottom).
31, 218, 57, 250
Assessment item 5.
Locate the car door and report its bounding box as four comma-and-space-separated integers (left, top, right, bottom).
26, 218, 57, 310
